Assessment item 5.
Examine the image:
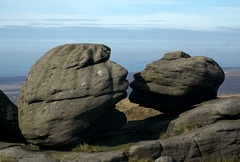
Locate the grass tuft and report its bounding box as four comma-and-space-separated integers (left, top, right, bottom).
184, 123, 203, 132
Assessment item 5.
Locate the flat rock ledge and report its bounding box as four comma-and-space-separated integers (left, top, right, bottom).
0, 145, 127, 162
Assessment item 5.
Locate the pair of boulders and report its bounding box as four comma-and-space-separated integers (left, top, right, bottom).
130, 51, 224, 115
15, 44, 224, 149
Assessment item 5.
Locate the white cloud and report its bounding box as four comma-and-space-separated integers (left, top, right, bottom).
0, 1, 239, 30
213, 6, 240, 12
38, 0, 181, 5
0, 11, 237, 30
92, 0, 181, 5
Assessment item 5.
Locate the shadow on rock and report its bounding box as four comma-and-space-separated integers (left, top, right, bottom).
92, 114, 177, 147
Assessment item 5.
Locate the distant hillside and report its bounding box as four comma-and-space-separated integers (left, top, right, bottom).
218, 67, 240, 95
0, 76, 26, 103
0, 76, 26, 84
0, 67, 240, 103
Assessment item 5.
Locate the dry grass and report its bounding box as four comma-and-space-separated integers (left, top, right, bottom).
116, 99, 161, 121
71, 143, 133, 152
184, 123, 203, 133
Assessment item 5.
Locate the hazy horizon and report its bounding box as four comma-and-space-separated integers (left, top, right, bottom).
0, 0, 239, 76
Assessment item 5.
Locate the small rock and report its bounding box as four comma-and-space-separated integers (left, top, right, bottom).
154, 156, 176, 162
129, 141, 162, 159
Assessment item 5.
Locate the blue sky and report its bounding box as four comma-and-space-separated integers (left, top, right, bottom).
0, 0, 240, 76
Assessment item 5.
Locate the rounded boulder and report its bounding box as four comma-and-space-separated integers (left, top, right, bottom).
18, 44, 128, 149
129, 51, 224, 115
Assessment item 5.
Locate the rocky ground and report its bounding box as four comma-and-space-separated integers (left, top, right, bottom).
1, 97, 240, 162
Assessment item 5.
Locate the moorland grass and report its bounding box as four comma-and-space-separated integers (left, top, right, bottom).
71, 142, 133, 152
115, 99, 161, 121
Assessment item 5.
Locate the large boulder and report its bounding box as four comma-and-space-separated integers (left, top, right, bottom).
18, 44, 128, 149
0, 90, 25, 142
129, 51, 224, 115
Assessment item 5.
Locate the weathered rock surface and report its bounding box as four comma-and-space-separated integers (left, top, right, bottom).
166, 96, 240, 136
0, 90, 25, 142
17, 44, 128, 149
129, 51, 225, 115
50, 149, 128, 162
128, 97, 240, 161
0, 146, 128, 162
129, 120, 240, 161
154, 156, 176, 162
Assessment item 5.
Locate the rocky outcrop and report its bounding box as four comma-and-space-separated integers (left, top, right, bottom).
1, 97, 240, 161
128, 97, 240, 161
166, 96, 240, 136
129, 51, 225, 115
129, 119, 240, 162
0, 90, 25, 142
17, 44, 128, 149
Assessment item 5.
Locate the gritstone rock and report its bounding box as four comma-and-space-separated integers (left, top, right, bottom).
129, 51, 224, 115
0, 90, 25, 142
128, 97, 240, 161
17, 44, 128, 149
